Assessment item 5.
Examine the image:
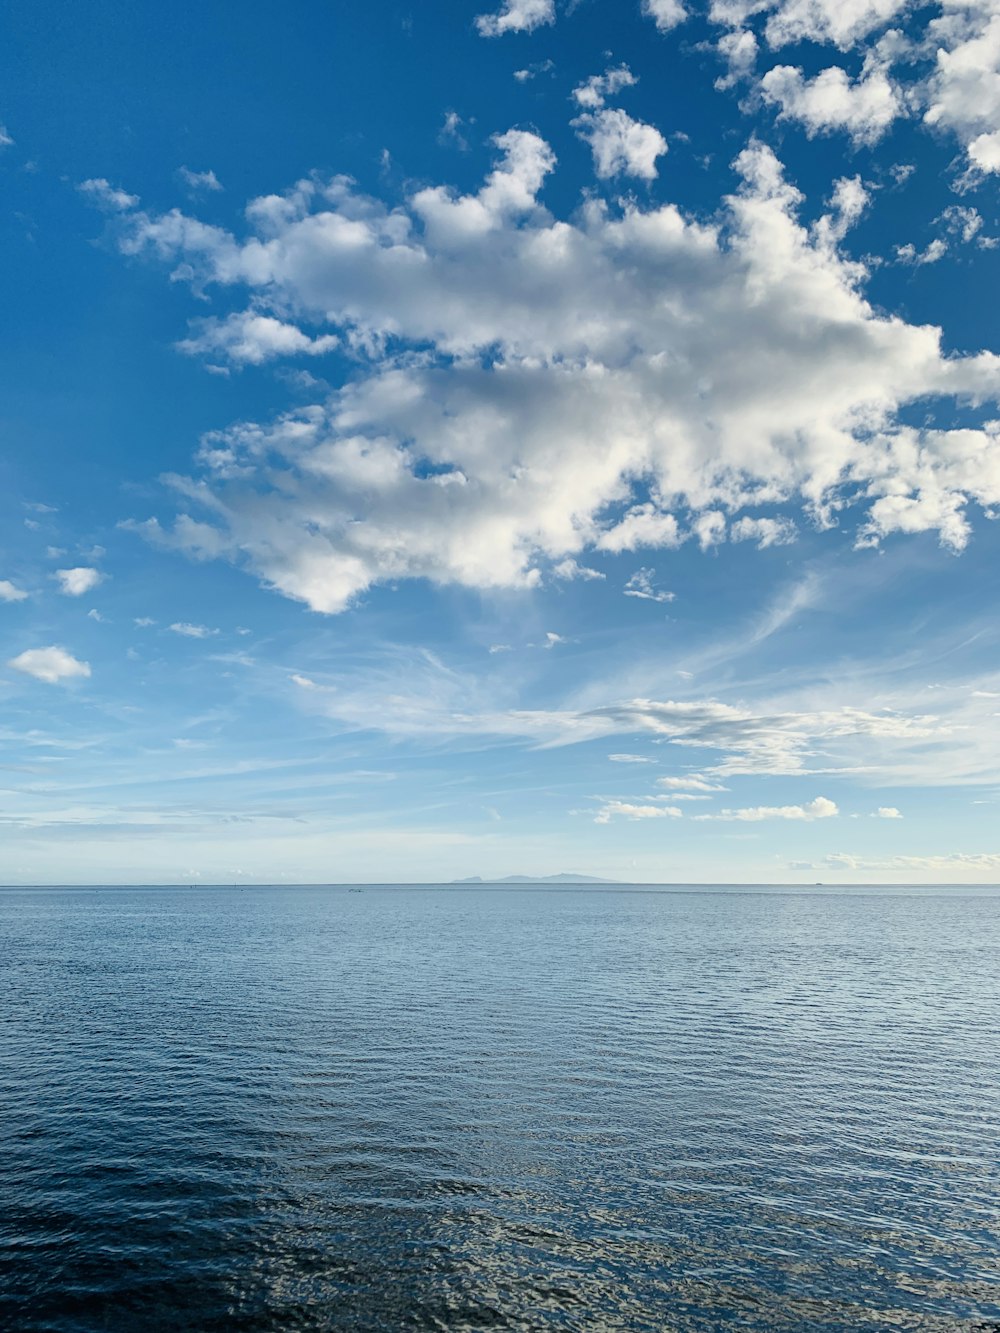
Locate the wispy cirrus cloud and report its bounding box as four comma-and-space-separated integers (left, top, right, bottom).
169, 622, 219, 639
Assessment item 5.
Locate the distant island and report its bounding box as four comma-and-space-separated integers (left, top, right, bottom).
451, 873, 622, 885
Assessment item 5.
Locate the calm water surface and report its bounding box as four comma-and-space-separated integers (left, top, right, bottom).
1, 885, 999, 1331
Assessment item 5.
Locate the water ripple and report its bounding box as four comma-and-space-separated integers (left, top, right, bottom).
2, 885, 999, 1331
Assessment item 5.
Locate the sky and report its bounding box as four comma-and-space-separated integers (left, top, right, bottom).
2, 0, 1000, 885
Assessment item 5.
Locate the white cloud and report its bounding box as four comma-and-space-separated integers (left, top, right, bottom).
642, 0, 687, 33
178, 311, 340, 366
657, 775, 728, 791
695, 795, 839, 820
0, 125, 13, 148
760, 52, 902, 144
826, 850, 1000, 873
439, 111, 471, 151
98, 135, 1000, 614
925, 2, 1000, 174
624, 567, 676, 602
169, 622, 219, 638
694, 510, 727, 550
287, 641, 968, 782
544, 631, 566, 648
572, 65, 637, 110
55, 567, 102, 597
712, 0, 1000, 172
609, 752, 656, 762
716, 28, 758, 88
7, 646, 91, 685
79, 178, 139, 211
513, 59, 555, 81
476, 0, 554, 36
552, 558, 605, 580
895, 238, 948, 265
134, 616, 156, 627
762, 0, 912, 48
0, 579, 28, 602
821, 175, 870, 243
730, 515, 798, 547
874, 805, 903, 817
572, 107, 668, 180
941, 204, 984, 242
598, 507, 684, 555
595, 800, 683, 822
177, 167, 223, 193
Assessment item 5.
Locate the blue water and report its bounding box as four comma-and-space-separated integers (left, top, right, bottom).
2, 885, 999, 1331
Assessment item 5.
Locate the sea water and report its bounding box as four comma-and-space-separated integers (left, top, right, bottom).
2, 885, 999, 1331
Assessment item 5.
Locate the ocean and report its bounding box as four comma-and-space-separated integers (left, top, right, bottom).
2, 884, 998, 1331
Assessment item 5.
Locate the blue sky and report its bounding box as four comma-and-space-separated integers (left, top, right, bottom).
2, 0, 1000, 884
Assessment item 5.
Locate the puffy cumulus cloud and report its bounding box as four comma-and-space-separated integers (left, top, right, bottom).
924, 1, 1000, 173
695, 794, 839, 819
716, 28, 759, 87
597, 507, 683, 554
572, 64, 638, 110
730, 515, 798, 546
642, 0, 688, 32
820, 175, 870, 243
98, 133, 1000, 613
178, 311, 340, 367
874, 805, 904, 816
708, 0, 909, 50
594, 799, 683, 822
712, 0, 1000, 172
0, 579, 28, 602
694, 510, 727, 549
55, 567, 102, 596
572, 108, 668, 180
476, 0, 554, 36
7, 646, 91, 684
760, 51, 903, 144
